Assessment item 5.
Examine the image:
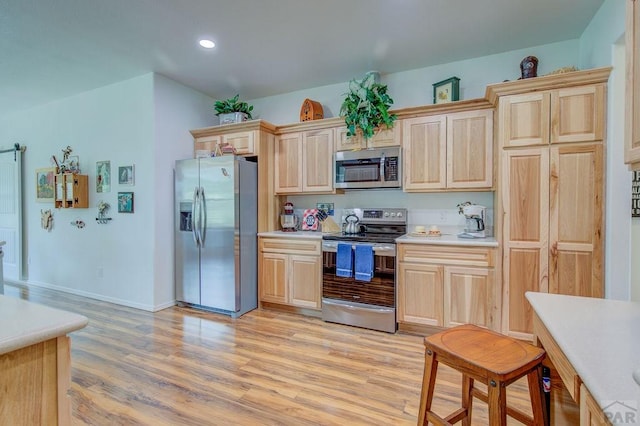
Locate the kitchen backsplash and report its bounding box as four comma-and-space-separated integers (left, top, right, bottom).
287, 190, 495, 232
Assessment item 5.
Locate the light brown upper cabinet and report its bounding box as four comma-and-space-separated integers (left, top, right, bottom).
55, 174, 89, 208
335, 125, 401, 151
274, 128, 335, 194
403, 109, 493, 191
500, 85, 605, 148
193, 130, 256, 156
626, 0, 640, 169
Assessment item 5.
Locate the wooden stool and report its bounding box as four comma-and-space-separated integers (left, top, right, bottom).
417, 324, 548, 426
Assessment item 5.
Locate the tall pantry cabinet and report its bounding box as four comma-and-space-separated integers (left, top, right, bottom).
487, 68, 611, 340
626, 0, 640, 168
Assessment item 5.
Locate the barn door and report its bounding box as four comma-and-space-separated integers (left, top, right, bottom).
0, 146, 24, 282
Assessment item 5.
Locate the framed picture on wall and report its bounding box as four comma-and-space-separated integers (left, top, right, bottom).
117, 192, 134, 213
96, 160, 111, 193
118, 165, 134, 185
35, 167, 56, 202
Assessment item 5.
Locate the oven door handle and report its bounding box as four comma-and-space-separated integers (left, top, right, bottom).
322, 298, 395, 313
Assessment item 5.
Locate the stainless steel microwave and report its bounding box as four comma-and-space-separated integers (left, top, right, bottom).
335, 147, 401, 189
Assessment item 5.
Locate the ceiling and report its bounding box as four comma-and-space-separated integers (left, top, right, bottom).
1, 0, 604, 118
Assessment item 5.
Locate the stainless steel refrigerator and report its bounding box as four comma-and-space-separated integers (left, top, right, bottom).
174, 156, 257, 317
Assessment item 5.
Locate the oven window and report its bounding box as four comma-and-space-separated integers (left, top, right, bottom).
322, 251, 395, 307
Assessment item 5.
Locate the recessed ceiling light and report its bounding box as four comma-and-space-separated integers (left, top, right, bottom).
199, 39, 215, 49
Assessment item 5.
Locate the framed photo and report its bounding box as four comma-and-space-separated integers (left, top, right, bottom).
117, 192, 134, 213
36, 167, 56, 202
96, 160, 111, 193
118, 165, 135, 185
433, 76, 460, 104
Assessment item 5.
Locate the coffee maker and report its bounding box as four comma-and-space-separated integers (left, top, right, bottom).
459, 204, 487, 238
280, 202, 298, 232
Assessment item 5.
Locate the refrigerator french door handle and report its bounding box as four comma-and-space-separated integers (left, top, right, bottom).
192, 187, 200, 247
199, 186, 207, 247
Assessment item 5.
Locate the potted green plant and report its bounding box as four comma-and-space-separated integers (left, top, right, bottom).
339, 72, 397, 140
214, 94, 254, 125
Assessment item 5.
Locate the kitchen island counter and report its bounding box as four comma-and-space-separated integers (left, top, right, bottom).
526, 292, 640, 423
1, 294, 88, 424
0, 294, 88, 354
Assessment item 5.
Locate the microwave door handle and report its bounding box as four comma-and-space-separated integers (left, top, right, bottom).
380, 152, 386, 182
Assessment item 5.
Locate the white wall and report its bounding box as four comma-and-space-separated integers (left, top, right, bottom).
152, 74, 216, 307
0, 73, 215, 310
578, 0, 631, 300
250, 39, 580, 125
0, 74, 156, 308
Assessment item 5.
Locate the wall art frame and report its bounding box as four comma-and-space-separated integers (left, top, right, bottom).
118, 165, 135, 185
35, 167, 56, 202
96, 160, 111, 193
433, 76, 460, 104
117, 192, 134, 213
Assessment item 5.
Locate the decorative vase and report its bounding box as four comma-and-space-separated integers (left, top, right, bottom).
218, 112, 248, 125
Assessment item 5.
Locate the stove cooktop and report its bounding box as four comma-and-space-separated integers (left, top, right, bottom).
321, 233, 402, 244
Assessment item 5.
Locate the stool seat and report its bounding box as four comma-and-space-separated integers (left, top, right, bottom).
417, 324, 548, 426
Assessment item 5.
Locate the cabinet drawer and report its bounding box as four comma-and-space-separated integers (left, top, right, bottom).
259, 237, 321, 255
398, 244, 495, 267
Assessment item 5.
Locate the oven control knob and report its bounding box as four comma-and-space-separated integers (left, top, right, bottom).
383, 212, 390, 217
397, 212, 403, 217
390, 212, 396, 217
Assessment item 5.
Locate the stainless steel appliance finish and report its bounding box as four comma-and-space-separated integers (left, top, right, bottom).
335, 147, 401, 189
458, 204, 488, 238
321, 208, 406, 333
175, 156, 257, 318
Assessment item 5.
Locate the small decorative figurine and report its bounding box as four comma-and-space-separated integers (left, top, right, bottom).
519, 56, 539, 79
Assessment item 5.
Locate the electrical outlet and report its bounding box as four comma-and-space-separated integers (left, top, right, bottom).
97, 267, 104, 279
439, 211, 447, 223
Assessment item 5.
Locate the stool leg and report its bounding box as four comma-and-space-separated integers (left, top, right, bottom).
461, 374, 474, 426
487, 379, 507, 426
527, 366, 549, 426
418, 349, 438, 426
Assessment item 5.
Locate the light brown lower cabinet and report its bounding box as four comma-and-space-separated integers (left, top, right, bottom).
258, 237, 321, 310
580, 384, 612, 426
397, 243, 498, 331
0, 336, 72, 425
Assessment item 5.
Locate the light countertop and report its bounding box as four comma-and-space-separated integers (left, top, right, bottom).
258, 231, 498, 247
526, 292, 640, 411
0, 295, 88, 355
396, 233, 498, 247
258, 231, 326, 239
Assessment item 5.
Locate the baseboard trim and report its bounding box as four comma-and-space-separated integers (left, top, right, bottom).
4, 279, 176, 312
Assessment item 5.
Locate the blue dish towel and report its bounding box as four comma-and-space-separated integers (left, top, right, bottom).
354, 244, 374, 282
336, 243, 353, 278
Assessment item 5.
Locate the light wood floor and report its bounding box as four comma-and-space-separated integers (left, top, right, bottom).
5, 283, 537, 425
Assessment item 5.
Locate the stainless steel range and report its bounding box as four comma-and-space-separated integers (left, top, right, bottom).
321, 208, 407, 333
